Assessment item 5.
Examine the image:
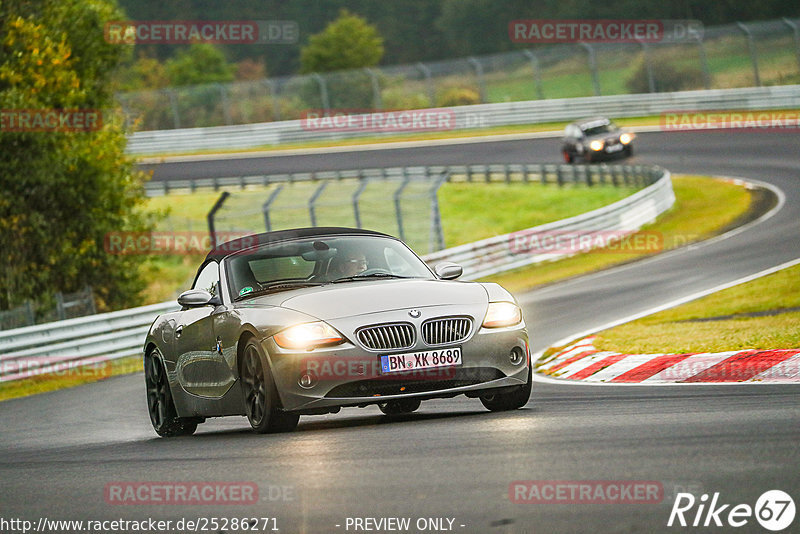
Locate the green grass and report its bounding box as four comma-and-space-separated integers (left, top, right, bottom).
483, 175, 752, 293
593, 263, 800, 354
0, 355, 142, 403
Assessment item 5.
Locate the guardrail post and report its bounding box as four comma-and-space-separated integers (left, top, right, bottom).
783, 18, 800, 72
352, 179, 369, 228
416, 62, 436, 107
694, 34, 712, 90
207, 191, 230, 248
394, 174, 411, 241
429, 172, 448, 253
262, 185, 283, 232
579, 43, 601, 96
611, 165, 619, 187
312, 73, 331, 111
522, 50, 545, 99
468, 57, 488, 103
555, 165, 564, 187
364, 68, 383, 110
585, 165, 594, 187
736, 22, 761, 87
308, 181, 328, 227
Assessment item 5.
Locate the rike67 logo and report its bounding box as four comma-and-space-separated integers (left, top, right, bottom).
668, 490, 795, 531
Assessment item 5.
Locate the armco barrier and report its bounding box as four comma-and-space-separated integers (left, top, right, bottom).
0, 166, 673, 381
126, 85, 800, 154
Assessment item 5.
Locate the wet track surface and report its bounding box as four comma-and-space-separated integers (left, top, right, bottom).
2, 130, 799, 533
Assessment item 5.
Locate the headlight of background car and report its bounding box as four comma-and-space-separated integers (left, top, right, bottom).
620, 133, 633, 144
273, 321, 344, 350
482, 302, 522, 328
589, 140, 604, 151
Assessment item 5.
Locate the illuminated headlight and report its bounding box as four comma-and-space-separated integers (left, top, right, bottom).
273, 321, 344, 350
620, 133, 633, 144
589, 140, 604, 151
482, 302, 522, 328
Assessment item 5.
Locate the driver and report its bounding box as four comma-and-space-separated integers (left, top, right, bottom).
330, 250, 368, 279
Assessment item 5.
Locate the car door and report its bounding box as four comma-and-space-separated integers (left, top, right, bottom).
174, 261, 237, 398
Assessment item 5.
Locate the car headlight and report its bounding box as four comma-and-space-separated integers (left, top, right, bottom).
273, 321, 344, 350
589, 140, 604, 151
482, 302, 522, 328
620, 133, 633, 144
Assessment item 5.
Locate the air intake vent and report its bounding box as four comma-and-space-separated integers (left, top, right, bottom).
357, 323, 415, 351
422, 317, 472, 346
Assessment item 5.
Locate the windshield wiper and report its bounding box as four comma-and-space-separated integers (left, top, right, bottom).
234, 281, 321, 301
330, 273, 412, 284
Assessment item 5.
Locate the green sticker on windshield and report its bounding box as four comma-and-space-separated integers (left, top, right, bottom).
238, 286, 253, 296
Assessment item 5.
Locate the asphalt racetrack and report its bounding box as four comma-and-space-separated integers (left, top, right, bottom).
2, 130, 799, 533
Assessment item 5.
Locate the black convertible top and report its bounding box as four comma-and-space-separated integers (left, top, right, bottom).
204, 226, 392, 262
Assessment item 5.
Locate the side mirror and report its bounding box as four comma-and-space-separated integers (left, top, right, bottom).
434, 262, 463, 280
177, 289, 216, 308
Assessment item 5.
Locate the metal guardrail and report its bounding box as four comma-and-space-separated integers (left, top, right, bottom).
432, 168, 674, 280
127, 85, 800, 154
145, 162, 660, 196
0, 165, 671, 381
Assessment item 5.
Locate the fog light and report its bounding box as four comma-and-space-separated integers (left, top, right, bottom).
298, 373, 317, 389
509, 347, 524, 365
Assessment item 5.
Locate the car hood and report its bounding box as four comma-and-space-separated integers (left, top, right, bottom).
236, 279, 488, 321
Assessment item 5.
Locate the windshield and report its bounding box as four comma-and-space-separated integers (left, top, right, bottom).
581, 121, 618, 136
225, 234, 435, 300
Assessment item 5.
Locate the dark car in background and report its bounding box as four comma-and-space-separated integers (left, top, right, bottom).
561, 117, 634, 163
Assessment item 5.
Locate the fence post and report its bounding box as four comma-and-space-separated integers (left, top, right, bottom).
521, 50, 545, 100
217, 83, 233, 125
579, 43, 601, 96
207, 191, 230, 248
308, 181, 328, 227
352, 179, 369, 228
783, 18, 800, 72
86, 285, 97, 315
429, 172, 448, 253
264, 79, 281, 121
55, 291, 66, 321
468, 57, 488, 103
736, 22, 761, 87
25, 300, 35, 325
262, 185, 283, 232
312, 73, 331, 111
394, 174, 411, 241
167, 89, 180, 129
416, 62, 436, 107
364, 68, 383, 110
638, 40, 656, 93
694, 34, 712, 89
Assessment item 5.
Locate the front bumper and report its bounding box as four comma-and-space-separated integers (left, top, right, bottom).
263, 317, 529, 413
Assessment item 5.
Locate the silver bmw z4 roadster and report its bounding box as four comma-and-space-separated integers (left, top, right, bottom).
143, 227, 531, 436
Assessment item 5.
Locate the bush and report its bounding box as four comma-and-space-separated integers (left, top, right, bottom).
625, 54, 705, 93
436, 87, 481, 107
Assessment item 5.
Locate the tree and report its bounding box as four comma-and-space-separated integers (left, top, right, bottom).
165, 43, 235, 86
0, 0, 155, 312
299, 9, 384, 74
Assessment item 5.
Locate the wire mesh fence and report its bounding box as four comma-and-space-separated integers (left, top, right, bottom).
117, 18, 800, 132
0, 286, 96, 330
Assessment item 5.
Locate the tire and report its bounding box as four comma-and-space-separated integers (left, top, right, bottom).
145, 349, 198, 437
624, 145, 633, 158
480, 366, 532, 412
379, 398, 421, 415
240, 338, 299, 434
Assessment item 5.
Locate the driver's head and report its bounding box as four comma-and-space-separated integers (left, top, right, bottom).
332, 250, 367, 278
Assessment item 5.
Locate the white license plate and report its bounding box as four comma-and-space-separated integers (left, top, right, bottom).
606, 143, 623, 153
380, 347, 462, 374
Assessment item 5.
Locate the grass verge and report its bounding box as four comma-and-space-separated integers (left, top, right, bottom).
593, 263, 800, 354
483, 175, 752, 293
0, 355, 142, 403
